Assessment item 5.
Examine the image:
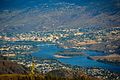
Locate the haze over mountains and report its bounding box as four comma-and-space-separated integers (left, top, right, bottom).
0, 0, 120, 33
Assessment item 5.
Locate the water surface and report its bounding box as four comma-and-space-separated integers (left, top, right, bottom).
32, 44, 120, 73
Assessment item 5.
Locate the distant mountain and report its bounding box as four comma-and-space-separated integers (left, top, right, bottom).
0, 0, 119, 33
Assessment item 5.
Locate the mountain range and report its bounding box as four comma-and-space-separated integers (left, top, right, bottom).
0, 0, 120, 33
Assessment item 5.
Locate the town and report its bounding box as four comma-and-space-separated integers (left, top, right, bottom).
0, 27, 120, 80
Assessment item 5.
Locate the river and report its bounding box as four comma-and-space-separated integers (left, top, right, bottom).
31, 44, 120, 73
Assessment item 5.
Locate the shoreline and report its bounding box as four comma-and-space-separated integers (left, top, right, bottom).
91, 54, 120, 62
54, 55, 71, 58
